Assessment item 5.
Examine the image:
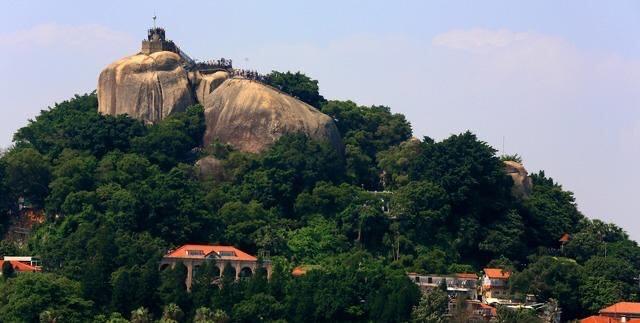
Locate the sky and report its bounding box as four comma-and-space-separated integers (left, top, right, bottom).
1, 1, 639, 240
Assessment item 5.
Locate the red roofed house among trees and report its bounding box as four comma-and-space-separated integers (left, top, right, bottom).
599, 302, 640, 320
481, 268, 511, 302
160, 244, 271, 291
0, 256, 42, 275
579, 302, 640, 322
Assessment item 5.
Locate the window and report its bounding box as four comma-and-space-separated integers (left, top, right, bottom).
218, 251, 236, 257
415, 276, 420, 283
186, 250, 204, 256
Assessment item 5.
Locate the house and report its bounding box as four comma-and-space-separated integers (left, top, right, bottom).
578, 302, 640, 322
0, 256, 42, 274
160, 244, 271, 291
481, 268, 511, 303
407, 272, 479, 300
447, 300, 497, 322
559, 233, 571, 252
580, 315, 640, 323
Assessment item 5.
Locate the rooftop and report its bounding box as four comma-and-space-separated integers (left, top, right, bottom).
0, 260, 40, 273
600, 302, 640, 315
580, 315, 640, 323
456, 272, 479, 279
164, 244, 257, 262
483, 268, 511, 279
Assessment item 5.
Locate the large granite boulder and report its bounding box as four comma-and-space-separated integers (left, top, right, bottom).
98, 50, 343, 155
202, 78, 342, 154
504, 160, 533, 199
98, 51, 195, 123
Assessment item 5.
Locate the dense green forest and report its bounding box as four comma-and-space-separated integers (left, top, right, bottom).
0, 72, 639, 322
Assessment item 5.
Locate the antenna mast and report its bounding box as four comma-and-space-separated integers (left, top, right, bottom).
152, 14, 157, 29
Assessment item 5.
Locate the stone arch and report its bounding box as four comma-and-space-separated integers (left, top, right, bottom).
239, 266, 253, 278
159, 263, 171, 271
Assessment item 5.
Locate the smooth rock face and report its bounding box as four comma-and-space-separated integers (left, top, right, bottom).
203, 78, 343, 154
195, 156, 226, 181
98, 51, 343, 155
504, 160, 533, 199
194, 71, 230, 107
98, 51, 195, 123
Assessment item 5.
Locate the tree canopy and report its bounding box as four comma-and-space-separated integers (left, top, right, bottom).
0, 71, 637, 321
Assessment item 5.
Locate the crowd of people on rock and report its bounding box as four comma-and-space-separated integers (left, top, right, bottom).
193, 57, 233, 70
231, 69, 267, 82
193, 57, 269, 83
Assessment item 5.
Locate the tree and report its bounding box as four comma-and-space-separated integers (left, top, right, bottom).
217, 200, 274, 253
13, 93, 146, 158
495, 306, 541, 323
2, 260, 15, 278
479, 210, 526, 260
564, 219, 628, 263
320, 100, 412, 188
410, 289, 448, 323
523, 172, 584, 247
509, 256, 584, 320
231, 293, 285, 322
0, 273, 93, 323
157, 263, 191, 313
391, 180, 450, 247
579, 277, 624, 314
191, 260, 221, 309
287, 217, 348, 262
3, 147, 51, 208
161, 303, 184, 322
39, 310, 61, 323
265, 71, 325, 108
45, 149, 98, 213
130, 307, 152, 323
194, 307, 229, 323
132, 105, 205, 170
238, 134, 345, 214
369, 273, 420, 322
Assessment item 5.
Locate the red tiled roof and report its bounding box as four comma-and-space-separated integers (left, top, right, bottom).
0, 260, 40, 273
292, 266, 307, 277
484, 268, 510, 279
600, 302, 640, 315
580, 315, 621, 323
456, 272, 478, 279
559, 233, 571, 242
165, 244, 257, 261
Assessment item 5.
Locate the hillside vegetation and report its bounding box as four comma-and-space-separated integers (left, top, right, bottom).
0, 72, 638, 322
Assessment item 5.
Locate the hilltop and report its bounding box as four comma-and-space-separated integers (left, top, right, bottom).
97, 27, 342, 155
0, 26, 638, 323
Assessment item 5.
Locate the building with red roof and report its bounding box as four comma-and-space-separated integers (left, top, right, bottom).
0, 256, 42, 275
578, 302, 640, 322
160, 244, 270, 291
481, 268, 511, 303
599, 302, 640, 320
580, 316, 632, 323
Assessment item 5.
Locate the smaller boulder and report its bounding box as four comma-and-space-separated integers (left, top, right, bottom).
195, 156, 226, 181
504, 160, 533, 199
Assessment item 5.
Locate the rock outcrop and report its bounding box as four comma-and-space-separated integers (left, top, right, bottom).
195, 156, 226, 181
194, 71, 230, 107
504, 160, 533, 199
98, 51, 195, 123
98, 51, 342, 155
202, 78, 342, 154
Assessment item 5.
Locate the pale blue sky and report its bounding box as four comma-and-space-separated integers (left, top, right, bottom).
1, 1, 639, 240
